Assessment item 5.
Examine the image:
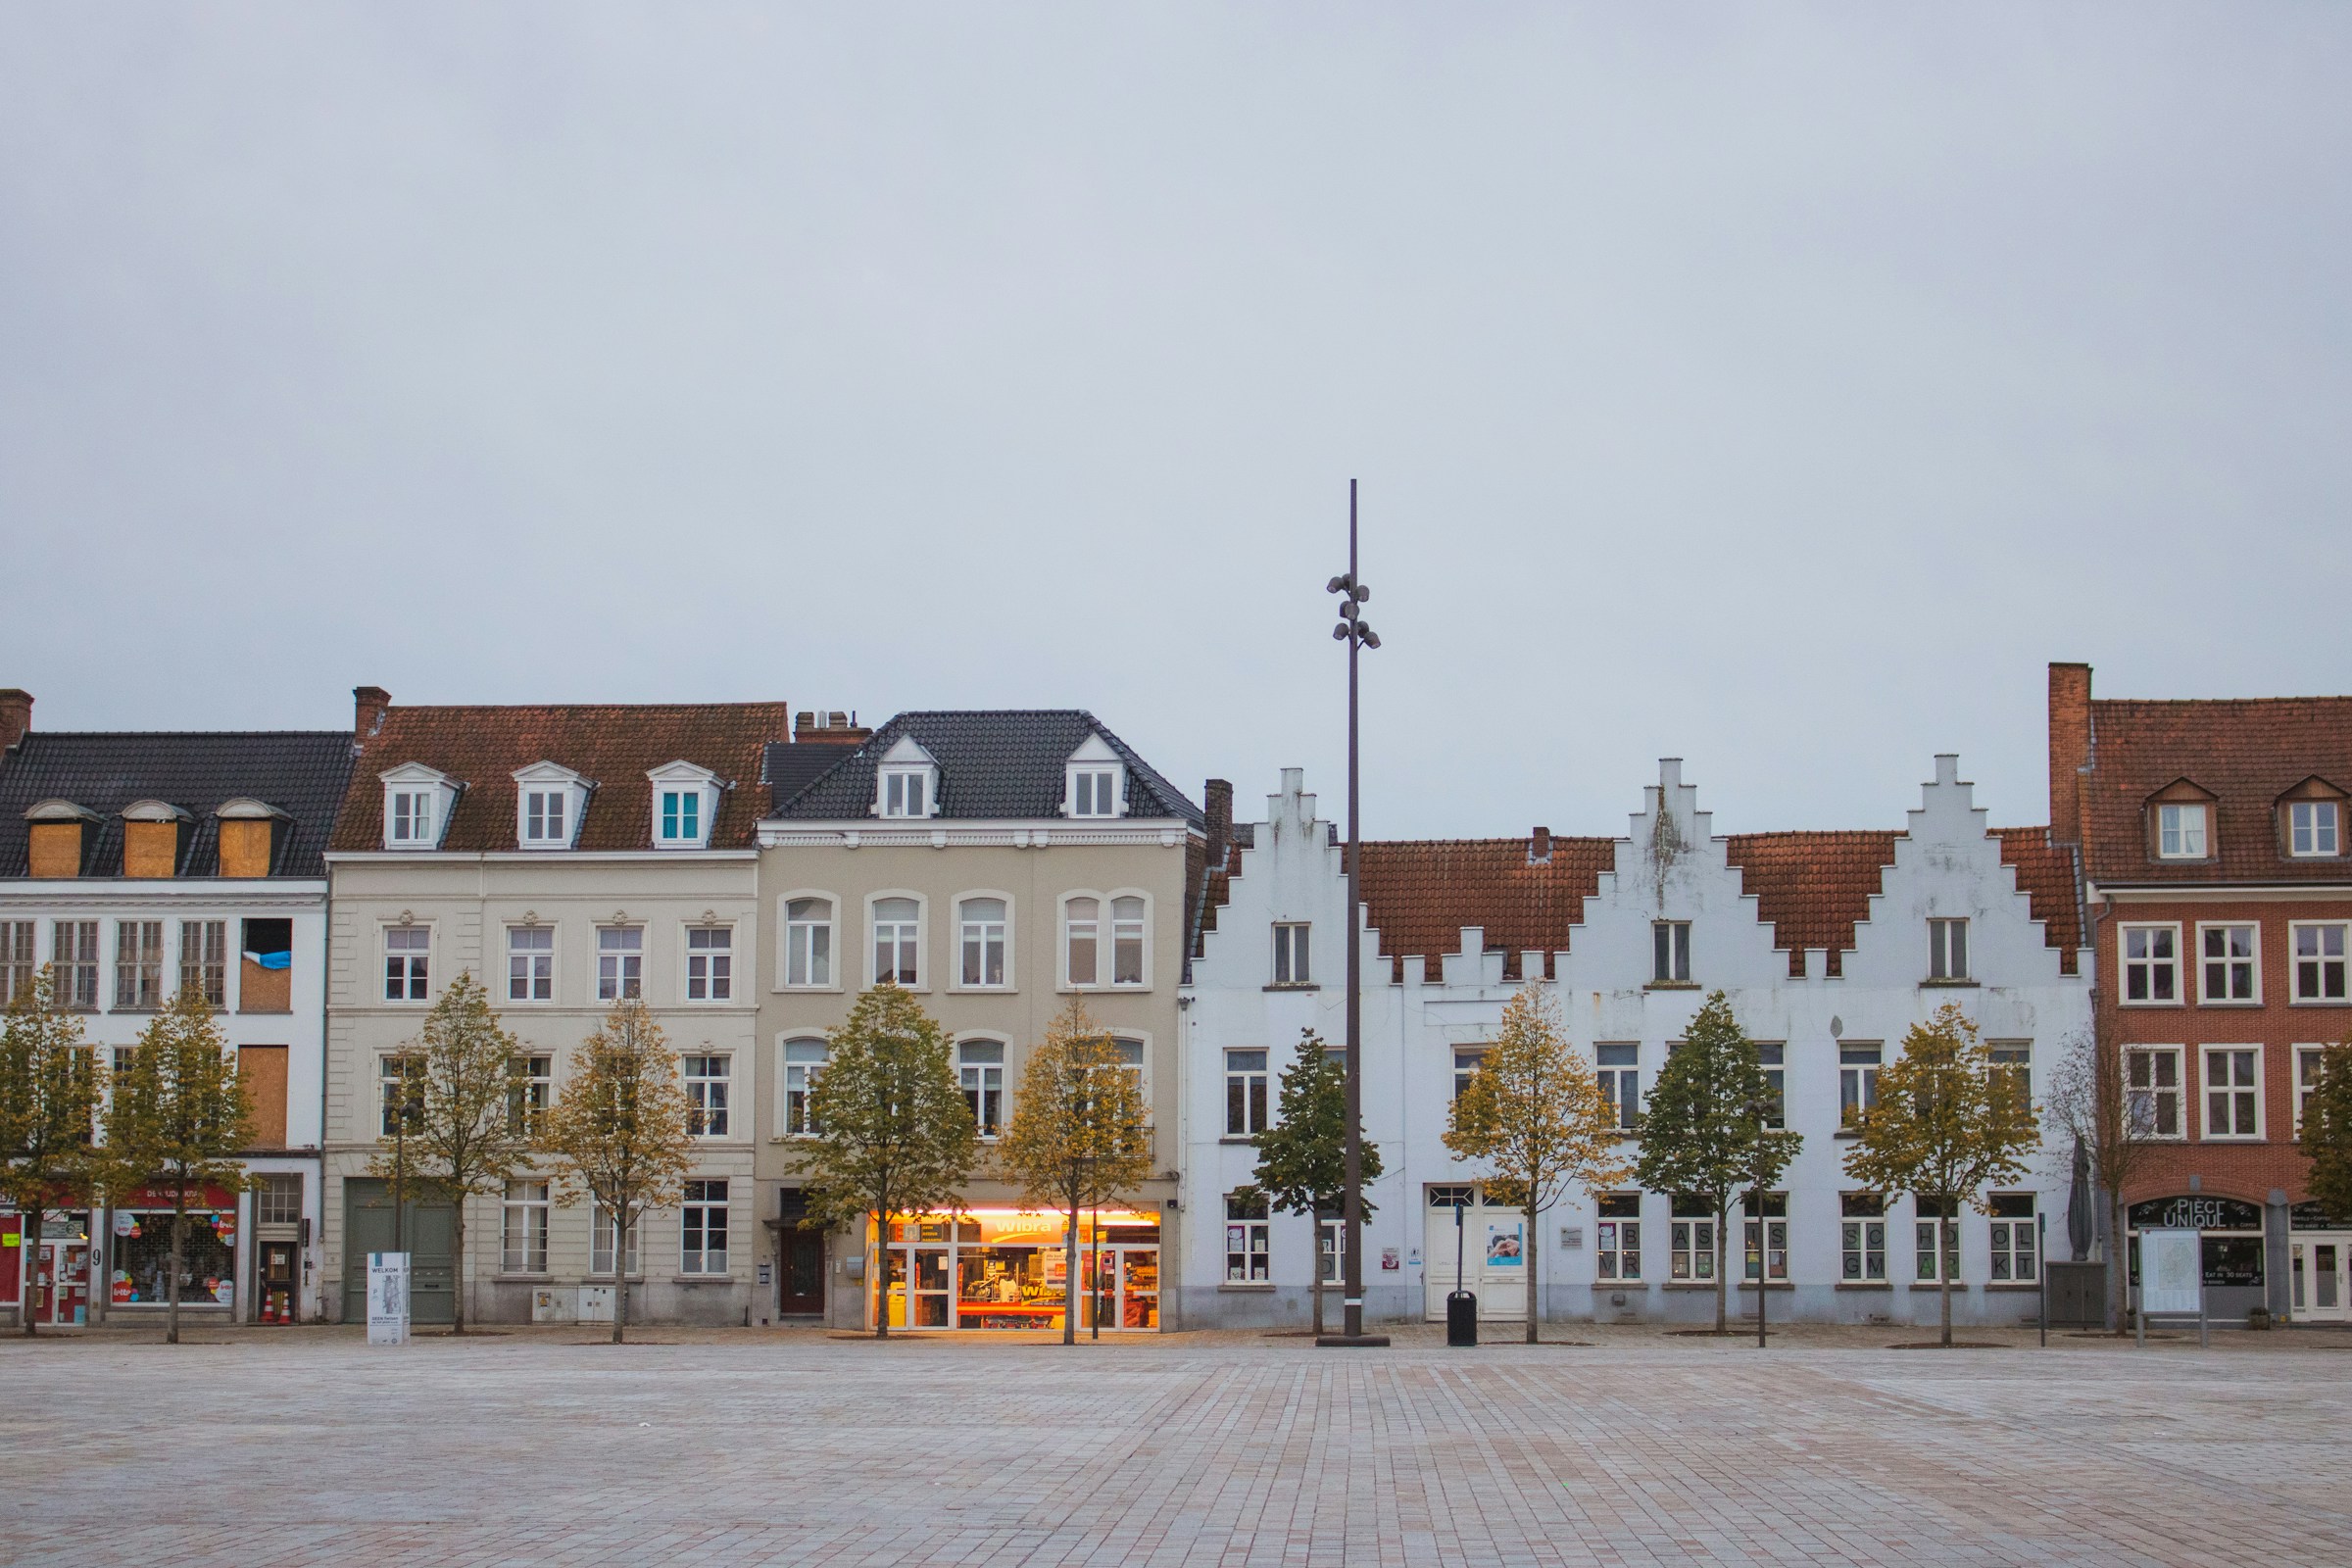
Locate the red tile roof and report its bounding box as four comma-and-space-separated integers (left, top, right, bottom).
331, 703, 791, 853
1358, 837, 1615, 982
1723, 831, 1899, 978
2079, 696, 2352, 884
1995, 827, 2083, 971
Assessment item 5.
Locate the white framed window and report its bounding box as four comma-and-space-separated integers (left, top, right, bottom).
1669, 1199, 1716, 1282
522, 789, 568, 846
115, 919, 163, 1009
379, 763, 456, 851
0, 921, 35, 1005
1741, 1192, 1788, 1284
1271, 922, 1311, 986
958, 1039, 1004, 1137
647, 761, 721, 850
2157, 802, 2209, 859
591, 1201, 641, 1278
1111, 896, 1147, 986
1914, 1197, 1960, 1283
957, 897, 1008, 989
1317, 1208, 1344, 1284
389, 790, 434, 845
2298, 1046, 2330, 1134
1756, 1041, 1787, 1128
597, 926, 643, 1001
2201, 1045, 2262, 1139
1987, 1041, 2031, 1111
378, 1054, 423, 1137
681, 1180, 728, 1274
684, 1054, 730, 1137
509, 1054, 551, 1137
383, 925, 430, 1003
2292, 922, 2348, 1003
2121, 924, 2180, 1004
879, 767, 930, 819
178, 920, 226, 1008
1064, 897, 1100, 986
2125, 1047, 2184, 1139
1069, 767, 1120, 817
502, 1180, 549, 1273
52, 920, 99, 1011
685, 926, 732, 1002
508, 925, 554, 1003
1840, 1193, 1887, 1283
1452, 1048, 1487, 1102
1928, 917, 1969, 981
1225, 1191, 1270, 1282
1987, 1194, 2037, 1283
2199, 923, 2260, 1004
781, 1039, 828, 1136
2288, 799, 2341, 858
1651, 920, 1691, 983
1595, 1194, 1642, 1282
1109, 1035, 1148, 1105
872, 896, 921, 988
1595, 1043, 1639, 1132
782, 895, 835, 989
512, 762, 590, 851
1838, 1043, 1882, 1129
1225, 1049, 1269, 1137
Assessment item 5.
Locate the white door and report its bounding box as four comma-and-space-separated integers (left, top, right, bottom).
2291, 1237, 2348, 1323
1423, 1187, 1528, 1321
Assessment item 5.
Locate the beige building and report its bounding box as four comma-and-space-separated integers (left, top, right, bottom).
753, 710, 1205, 1332
319, 688, 789, 1327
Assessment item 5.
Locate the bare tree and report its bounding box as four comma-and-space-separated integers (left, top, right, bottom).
2044, 1015, 2164, 1333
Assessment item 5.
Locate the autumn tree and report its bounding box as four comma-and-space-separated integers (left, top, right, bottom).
103, 988, 255, 1345
541, 998, 694, 1344
1843, 1003, 2040, 1348
0, 969, 102, 1337
2299, 1036, 2352, 1232
365, 970, 530, 1334
999, 1000, 1152, 1345
2044, 1017, 2166, 1333
792, 986, 977, 1338
1444, 982, 1630, 1343
1240, 1028, 1383, 1336
1635, 991, 1802, 1336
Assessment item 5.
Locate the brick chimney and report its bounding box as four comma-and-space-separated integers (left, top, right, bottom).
354, 685, 391, 741
1530, 825, 1552, 864
795, 710, 871, 747
1203, 778, 1233, 870
2048, 662, 2092, 846
0, 689, 29, 753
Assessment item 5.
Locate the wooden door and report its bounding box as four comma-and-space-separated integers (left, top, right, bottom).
778, 1232, 825, 1316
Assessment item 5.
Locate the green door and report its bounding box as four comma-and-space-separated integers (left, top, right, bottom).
342, 1179, 457, 1324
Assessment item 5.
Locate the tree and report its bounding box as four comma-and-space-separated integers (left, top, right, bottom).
2044, 1015, 2165, 1333
791, 986, 977, 1339
541, 998, 694, 1344
2299, 1035, 2352, 1230
999, 1000, 1152, 1346
1239, 1028, 1383, 1336
103, 988, 255, 1345
364, 971, 530, 1335
0, 969, 102, 1337
1444, 982, 1630, 1343
1635, 991, 1802, 1336
1843, 1003, 2040, 1348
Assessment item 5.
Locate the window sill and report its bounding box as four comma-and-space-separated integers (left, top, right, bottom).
1218, 1282, 1276, 1293
2197, 1136, 2269, 1145
1984, 1282, 2043, 1292
1910, 1283, 1970, 1292
1591, 1281, 1646, 1291
1218, 1135, 1260, 1146
1919, 979, 1979, 989
1262, 983, 1320, 993
112, 1006, 162, 1015
1643, 981, 1700, 992
2118, 1001, 2185, 1008
1835, 1282, 1893, 1291
1662, 1282, 1726, 1291
2289, 998, 2351, 1007
775, 986, 846, 996
947, 988, 1017, 997
238, 1007, 295, 1016
672, 1274, 735, 1285
2198, 1000, 2264, 1008
495, 1273, 553, 1283
1734, 1281, 1793, 1292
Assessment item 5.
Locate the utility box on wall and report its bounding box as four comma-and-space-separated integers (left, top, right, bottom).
576, 1285, 615, 1323
530, 1289, 574, 1324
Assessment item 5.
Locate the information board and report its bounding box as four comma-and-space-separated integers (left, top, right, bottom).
367, 1250, 411, 1346
2138, 1228, 2202, 1317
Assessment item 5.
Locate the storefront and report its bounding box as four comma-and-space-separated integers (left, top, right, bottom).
2289, 1202, 2351, 1324
109, 1187, 240, 1315
879, 1209, 1160, 1331
2127, 1196, 2266, 1320
2, 1208, 96, 1328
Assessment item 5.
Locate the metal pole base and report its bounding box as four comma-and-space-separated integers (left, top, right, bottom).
1315, 1333, 1392, 1348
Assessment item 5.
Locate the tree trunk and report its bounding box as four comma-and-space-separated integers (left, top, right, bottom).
20, 1222, 36, 1337
872, 1209, 889, 1340
1938, 1211, 1953, 1348
1523, 1200, 1539, 1345
2108, 1188, 2130, 1335
1755, 1232, 1768, 1348
451, 1199, 467, 1337
1061, 1202, 1079, 1346
167, 1200, 185, 1346
612, 1191, 629, 1345
1713, 1203, 1729, 1333
1310, 1219, 1325, 1337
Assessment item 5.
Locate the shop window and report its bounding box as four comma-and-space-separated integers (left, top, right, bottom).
958, 1040, 1004, 1137
1927, 917, 1969, 982
597, 926, 643, 1001
1595, 1043, 1640, 1132
1839, 1043, 1882, 1128
681, 1181, 728, 1275
1225, 1049, 1268, 1137
591, 1202, 641, 1277
782, 1039, 828, 1136
1651, 921, 1691, 984
1840, 1193, 1886, 1283
1595, 1194, 1642, 1282
509, 1054, 552, 1137
508, 926, 554, 1003
2200, 923, 2259, 1004
1741, 1192, 1788, 1283
1271, 922, 1310, 986
112, 1203, 236, 1307
383, 925, 429, 1004
785, 898, 834, 988
115, 920, 163, 1010
2202, 1046, 2262, 1139
2126, 1048, 2183, 1139
1987, 1194, 2037, 1283
684, 1055, 730, 1137
1914, 1197, 1960, 1284
240, 917, 293, 1013
2122, 924, 2180, 1004
686, 926, 732, 1002
257, 1174, 304, 1226
2293, 922, 2349, 1003
958, 899, 1007, 989
503, 1181, 549, 1273
0, 921, 34, 1004
178, 920, 226, 1008
872, 899, 920, 988
1670, 1196, 1715, 1282
1225, 1191, 1270, 1282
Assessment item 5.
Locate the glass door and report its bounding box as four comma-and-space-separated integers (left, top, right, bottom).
887, 1246, 952, 1328
1120, 1249, 1159, 1329
2293, 1240, 2346, 1322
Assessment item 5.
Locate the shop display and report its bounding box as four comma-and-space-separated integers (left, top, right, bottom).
881, 1210, 1160, 1331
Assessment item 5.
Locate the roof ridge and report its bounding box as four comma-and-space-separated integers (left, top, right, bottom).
2092, 694, 2352, 709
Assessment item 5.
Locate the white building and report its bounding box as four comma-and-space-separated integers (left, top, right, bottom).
1180, 758, 2090, 1329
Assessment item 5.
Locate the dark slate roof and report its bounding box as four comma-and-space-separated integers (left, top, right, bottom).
766, 710, 1202, 825
762, 742, 862, 813
0, 732, 355, 878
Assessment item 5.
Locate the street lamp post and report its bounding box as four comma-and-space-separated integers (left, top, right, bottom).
1322, 479, 1388, 1348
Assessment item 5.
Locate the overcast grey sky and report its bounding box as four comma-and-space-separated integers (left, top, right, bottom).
4, 7, 2347, 839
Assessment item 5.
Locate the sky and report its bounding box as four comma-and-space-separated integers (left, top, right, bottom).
3, 7, 2348, 841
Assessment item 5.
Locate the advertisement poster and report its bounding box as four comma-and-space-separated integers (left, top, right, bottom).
1485, 1222, 1525, 1267
367, 1251, 411, 1346
2139, 1228, 2202, 1317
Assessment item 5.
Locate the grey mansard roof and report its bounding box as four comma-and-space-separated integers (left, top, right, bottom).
764, 710, 1202, 826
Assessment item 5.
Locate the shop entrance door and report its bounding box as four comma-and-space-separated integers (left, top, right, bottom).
257, 1241, 299, 1323
778, 1231, 825, 1317
886, 1246, 953, 1328
35, 1240, 90, 1326
1076, 1246, 1160, 1332
2291, 1238, 2348, 1323
1423, 1186, 1527, 1321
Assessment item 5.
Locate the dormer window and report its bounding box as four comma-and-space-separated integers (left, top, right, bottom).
873, 735, 939, 820
1062, 733, 1126, 819
647, 761, 722, 850
378, 763, 459, 851
2288, 800, 2341, 858
511, 762, 592, 851
2157, 803, 2208, 859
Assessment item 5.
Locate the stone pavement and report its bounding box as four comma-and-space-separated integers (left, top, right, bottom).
3, 1324, 2349, 1566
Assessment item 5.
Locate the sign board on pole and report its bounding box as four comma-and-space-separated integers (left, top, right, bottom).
367, 1251, 411, 1345
2138, 1228, 2202, 1317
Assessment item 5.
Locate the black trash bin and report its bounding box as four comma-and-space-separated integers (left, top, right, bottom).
1446, 1290, 1478, 1347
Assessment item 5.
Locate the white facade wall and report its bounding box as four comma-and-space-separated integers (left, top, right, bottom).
1181, 758, 2092, 1329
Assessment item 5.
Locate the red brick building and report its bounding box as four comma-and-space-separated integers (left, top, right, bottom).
2050, 662, 2352, 1323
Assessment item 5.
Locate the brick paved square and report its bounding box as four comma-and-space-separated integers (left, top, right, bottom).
2, 1324, 2348, 1566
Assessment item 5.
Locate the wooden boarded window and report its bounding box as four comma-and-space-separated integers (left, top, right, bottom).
239, 1045, 289, 1148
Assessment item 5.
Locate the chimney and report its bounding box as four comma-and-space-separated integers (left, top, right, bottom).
795, 710, 872, 747
354, 686, 390, 741
1203, 779, 1233, 870
0, 689, 29, 753
2048, 662, 2092, 846
1530, 825, 1552, 864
